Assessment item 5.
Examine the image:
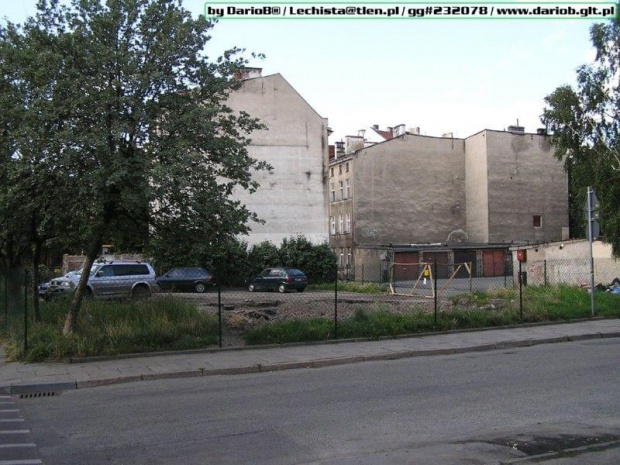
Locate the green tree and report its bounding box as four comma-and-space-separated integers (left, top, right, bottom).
542, 18, 620, 257
1, 0, 268, 333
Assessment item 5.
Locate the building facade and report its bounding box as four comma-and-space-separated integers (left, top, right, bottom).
328, 127, 569, 280
226, 70, 330, 246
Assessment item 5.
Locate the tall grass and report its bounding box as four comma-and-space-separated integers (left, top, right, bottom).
308, 282, 386, 294
244, 285, 620, 345
2, 296, 218, 362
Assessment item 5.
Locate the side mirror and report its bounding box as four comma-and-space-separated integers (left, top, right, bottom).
96, 270, 104, 277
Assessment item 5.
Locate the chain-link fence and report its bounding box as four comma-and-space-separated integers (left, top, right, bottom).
3, 257, 619, 356
0, 268, 34, 353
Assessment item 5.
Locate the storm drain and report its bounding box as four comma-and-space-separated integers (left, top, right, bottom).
19, 391, 61, 399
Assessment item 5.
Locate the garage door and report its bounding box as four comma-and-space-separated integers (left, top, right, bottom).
483, 250, 506, 277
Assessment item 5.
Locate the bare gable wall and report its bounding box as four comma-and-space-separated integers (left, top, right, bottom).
353, 135, 466, 245
226, 74, 329, 246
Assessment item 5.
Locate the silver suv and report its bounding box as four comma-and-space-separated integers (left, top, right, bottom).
48, 260, 158, 299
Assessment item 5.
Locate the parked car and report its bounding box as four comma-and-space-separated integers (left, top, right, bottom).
156, 267, 215, 293
248, 267, 307, 293
47, 260, 158, 300
39, 270, 81, 300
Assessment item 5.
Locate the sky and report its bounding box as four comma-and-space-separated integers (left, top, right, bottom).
0, 1, 605, 142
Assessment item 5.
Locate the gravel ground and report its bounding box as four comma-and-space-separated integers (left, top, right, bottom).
163, 289, 438, 347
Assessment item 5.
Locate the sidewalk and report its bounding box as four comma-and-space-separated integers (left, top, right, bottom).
1, 319, 620, 395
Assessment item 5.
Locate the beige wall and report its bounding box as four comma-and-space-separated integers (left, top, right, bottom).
353, 134, 466, 246
464, 131, 489, 242
226, 74, 329, 246
485, 130, 568, 243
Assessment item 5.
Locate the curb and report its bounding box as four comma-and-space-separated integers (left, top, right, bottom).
2, 329, 618, 395
65, 316, 612, 364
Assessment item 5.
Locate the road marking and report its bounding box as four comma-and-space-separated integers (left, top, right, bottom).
0, 430, 30, 434
0, 444, 37, 448
0, 460, 43, 465
0, 419, 24, 423
0, 410, 19, 413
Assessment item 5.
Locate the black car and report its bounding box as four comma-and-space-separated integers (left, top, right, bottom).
156, 267, 214, 293
248, 267, 307, 293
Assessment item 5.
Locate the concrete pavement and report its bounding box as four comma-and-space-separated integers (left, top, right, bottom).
1, 318, 619, 395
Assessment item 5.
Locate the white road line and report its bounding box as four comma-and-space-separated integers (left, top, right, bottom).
0, 430, 30, 434
0, 419, 25, 422
0, 460, 43, 465
0, 443, 37, 448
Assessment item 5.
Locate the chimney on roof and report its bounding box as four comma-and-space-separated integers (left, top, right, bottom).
393, 124, 406, 136
335, 141, 345, 157
372, 124, 379, 130
442, 132, 453, 138
508, 125, 525, 133
408, 127, 420, 135
233, 67, 263, 80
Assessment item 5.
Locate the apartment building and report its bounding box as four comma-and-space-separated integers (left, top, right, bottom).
328, 126, 569, 280
226, 69, 330, 246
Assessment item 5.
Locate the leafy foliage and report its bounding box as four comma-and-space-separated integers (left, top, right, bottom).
150, 235, 337, 286
542, 18, 620, 256
0, 0, 269, 331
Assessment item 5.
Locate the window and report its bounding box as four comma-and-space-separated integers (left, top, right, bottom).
345, 214, 351, 233
345, 179, 350, 199
339, 165, 342, 174
339, 181, 344, 200
347, 252, 352, 266
346, 162, 349, 173
533, 215, 542, 228
330, 216, 335, 235
340, 251, 345, 267
330, 167, 334, 177
330, 183, 335, 202
339, 215, 344, 234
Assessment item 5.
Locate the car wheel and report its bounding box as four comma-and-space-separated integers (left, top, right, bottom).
195, 282, 206, 293
248, 283, 255, 292
297, 288, 305, 293
132, 285, 151, 300
278, 284, 286, 293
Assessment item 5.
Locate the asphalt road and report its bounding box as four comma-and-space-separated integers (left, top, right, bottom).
17, 339, 620, 464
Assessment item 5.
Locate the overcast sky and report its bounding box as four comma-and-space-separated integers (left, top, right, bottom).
2, 1, 603, 142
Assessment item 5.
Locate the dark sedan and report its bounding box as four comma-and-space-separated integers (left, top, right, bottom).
156, 267, 215, 293
248, 267, 307, 293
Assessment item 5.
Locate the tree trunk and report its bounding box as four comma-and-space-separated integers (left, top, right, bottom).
63, 232, 104, 335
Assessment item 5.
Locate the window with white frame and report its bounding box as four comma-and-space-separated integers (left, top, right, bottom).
345, 179, 350, 199
330, 183, 335, 202
339, 181, 344, 200
339, 251, 345, 267
330, 216, 335, 235
347, 252, 352, 266
339, 215, 344, 234
345, 214, 351, 233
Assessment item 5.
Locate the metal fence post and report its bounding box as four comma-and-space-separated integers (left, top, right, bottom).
3, 272, 7, 334
24, 269, 28, 354
519, 260, 523, 320
218, 280, 222, 348
334, 268, 338, 340
433, 261, 438, 326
